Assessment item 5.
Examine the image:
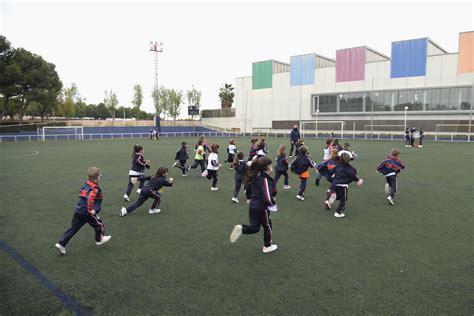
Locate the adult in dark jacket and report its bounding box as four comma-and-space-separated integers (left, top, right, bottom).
289, 125, 300, 157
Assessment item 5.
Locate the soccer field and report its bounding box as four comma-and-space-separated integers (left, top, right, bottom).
0, 137, 473, 315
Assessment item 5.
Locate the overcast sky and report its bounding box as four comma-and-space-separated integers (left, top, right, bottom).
1, 1, 473, 117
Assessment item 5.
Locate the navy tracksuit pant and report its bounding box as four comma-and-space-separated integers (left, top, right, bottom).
242, 207, 273, 247
274, 170, 289, 186
126, 188, 161, 213
58, 212, 105, 246
125, 175, 145, 196
190, 159, 206, 172
298, 177, 308, 196
386, 175, 397, 199
233, 176, 244, 198
335, 186, 349, 215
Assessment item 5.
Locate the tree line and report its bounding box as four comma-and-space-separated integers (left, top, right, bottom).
0, 35, 205, 123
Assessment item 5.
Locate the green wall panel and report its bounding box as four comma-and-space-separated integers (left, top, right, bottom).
252, 60, 272, 89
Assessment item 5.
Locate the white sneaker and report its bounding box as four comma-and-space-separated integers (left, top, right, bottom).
296, 195, 305, 201
182, 174, 188, 177
283, 185, 291, 190
387, 196, 394, 206
232, 197, 239, 203
328, 193, 336, 204
120, 207, 128, 217
384, 183, 390, 194
419, 145, 423, 148
148, 208, 161, 214
123, 194, 130, 202
96, 235, 111, 246
229, 225, 242, 243
172, 161, 178, 168
262, 244, 278, 253
246, 199, 250, 204
54, 243, 66, 255
136, 189, 141, 194
211, 187, 219, 191
334, 212, 345, 218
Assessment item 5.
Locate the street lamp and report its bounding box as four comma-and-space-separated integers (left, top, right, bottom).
315, 109, 320, 138
404, 106, 409, 131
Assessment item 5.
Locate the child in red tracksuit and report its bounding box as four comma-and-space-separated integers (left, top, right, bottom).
229, 156, 279, 253
54, 167, 111, 255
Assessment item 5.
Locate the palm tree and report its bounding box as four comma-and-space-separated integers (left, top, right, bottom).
219, 83, 234, 109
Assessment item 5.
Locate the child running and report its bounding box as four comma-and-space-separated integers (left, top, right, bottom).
316, 147, 338, 186
231, 152, 248, 203
290, 145, 315, 201
247, 138, 258, 161
54, 167, 111, 255
206, 144, 220, 191
327, 153, 363, 218
195, 136, 210, 162
256, 137, 268, 158
376, 148, 405, 206
295, 139, 305, 157
172, 141, 190, 176
229, 157, 278, 253
189, 139, 206, 173
123, 144, 150, 202
274, 144, 290, 189
227, 139, 237, 168
338, 143, 357, 160
323, 138, 334, 160
120, 167, 173, 216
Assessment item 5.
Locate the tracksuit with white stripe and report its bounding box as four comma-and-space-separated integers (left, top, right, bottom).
376, 156, 405, 199
57, 180, 106, 246
242, 172, 277, 247
331, 163, 360, 215
125, 153, 148, 196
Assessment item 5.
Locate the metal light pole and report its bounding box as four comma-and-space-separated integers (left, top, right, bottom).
315, 109, 320, 138
149, 41, 163, 118
404, 106, 409, 131
371, 78, 374, 138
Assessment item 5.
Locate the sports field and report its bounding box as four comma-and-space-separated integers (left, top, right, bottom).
1, 137, 473, 315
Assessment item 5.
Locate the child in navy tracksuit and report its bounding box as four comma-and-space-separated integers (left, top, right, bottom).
256, 137, 268, 158
316, 148, 338, 186
173, 142, 190, 176
247, 138, 258, 161
229, 157, 279, 253
54, 167, 111, 255
274, 144, 290, 189
231, 152, 248, 203
124, 144, 150, 201
290, 146, 315, 201
120, 167, 173, 216
328, 153, 363, 218
376, 148, 405, 206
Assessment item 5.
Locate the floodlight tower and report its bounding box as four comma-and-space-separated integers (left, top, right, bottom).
149, 41, 163, 114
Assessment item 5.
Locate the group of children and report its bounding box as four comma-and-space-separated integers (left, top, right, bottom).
55, 135, 406, 255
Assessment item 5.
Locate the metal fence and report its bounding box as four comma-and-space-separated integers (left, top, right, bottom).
1, 131, 473, 142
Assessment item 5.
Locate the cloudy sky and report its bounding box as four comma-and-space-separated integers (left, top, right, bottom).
1, 0, 473, 117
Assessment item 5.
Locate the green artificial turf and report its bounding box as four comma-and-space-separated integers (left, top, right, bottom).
0, 137, 473, 315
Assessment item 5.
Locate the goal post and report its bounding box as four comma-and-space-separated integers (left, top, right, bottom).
300, 120, 344, 139
41, 126, 84, 141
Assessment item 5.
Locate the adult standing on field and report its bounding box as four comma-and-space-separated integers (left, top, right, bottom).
289, 125, 301, 158
409, 125, 417, 147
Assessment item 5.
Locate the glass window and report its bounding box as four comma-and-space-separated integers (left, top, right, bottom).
316, 95, 337, 113
346, 93, 363, 112
412, 90, 423, 111
339, 94, 349, 112
426, 89, 440, 110
394, 91, 407, 111
439, 88, 450, 110
460, 87, 471, 110
448, 88, 459, 110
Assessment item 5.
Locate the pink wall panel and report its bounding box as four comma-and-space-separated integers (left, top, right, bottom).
336, 47, 366, 82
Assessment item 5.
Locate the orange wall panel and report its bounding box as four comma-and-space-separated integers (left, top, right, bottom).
458, 32, 474, 73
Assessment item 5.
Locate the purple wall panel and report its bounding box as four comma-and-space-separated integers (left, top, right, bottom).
336, 47, 365, 82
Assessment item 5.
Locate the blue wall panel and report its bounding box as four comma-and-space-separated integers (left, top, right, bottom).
290, 54, 316, 86
391, 38, 427, 78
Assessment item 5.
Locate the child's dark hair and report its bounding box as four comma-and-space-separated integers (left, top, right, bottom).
296, 139, 304, 146
343, 143, 351, 150
299, 145, 309, 155
154, 167, 168, 178
132, 144, 143, 157
340, 153, 351, 164
245, 157, 272, 183
198, 139, 203, 145
250, 138, 258, 144
229, 139, 235, 145
210, 144, 219, 152
232, 152, 245, 168
181, 141, 187, 147
334, 139, 340, 146
326, 138, 333, 145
